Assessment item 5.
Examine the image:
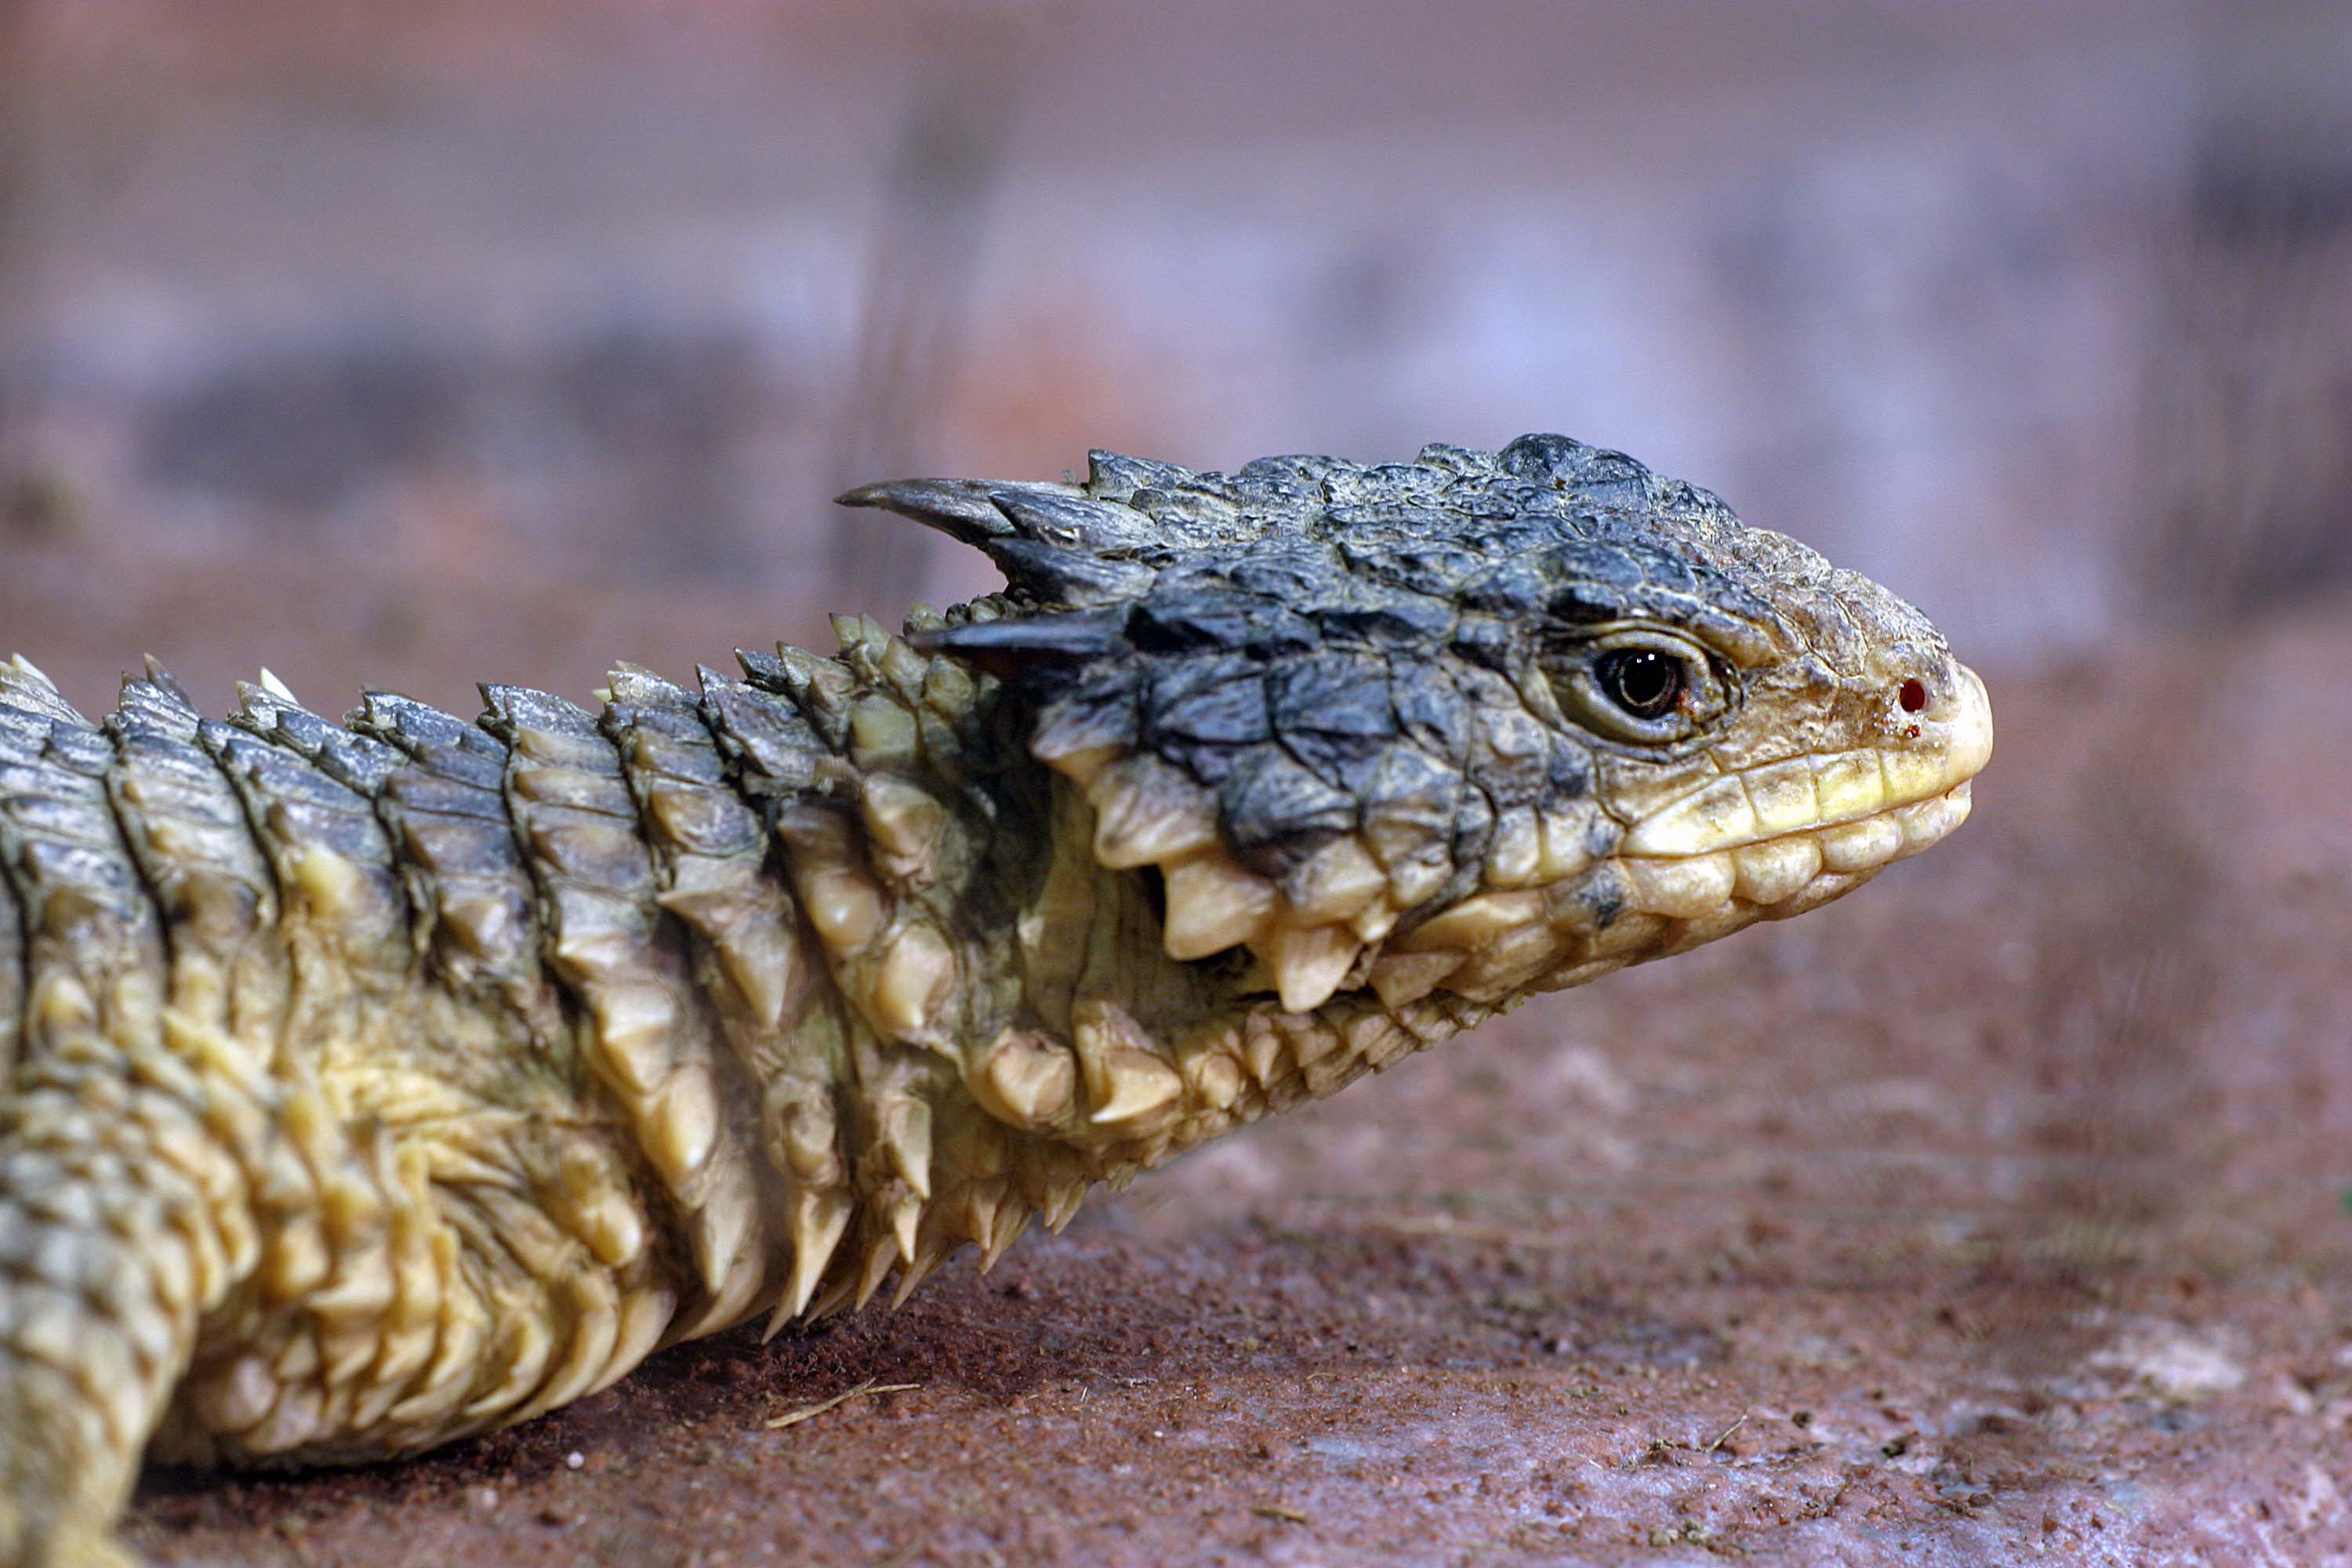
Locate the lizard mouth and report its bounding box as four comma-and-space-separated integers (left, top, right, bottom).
1614, 663, 1993, 916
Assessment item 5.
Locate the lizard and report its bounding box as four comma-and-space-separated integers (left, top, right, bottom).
0, 432, 1991, 1566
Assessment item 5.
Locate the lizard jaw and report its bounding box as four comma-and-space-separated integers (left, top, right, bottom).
1615, 662, 1993, 918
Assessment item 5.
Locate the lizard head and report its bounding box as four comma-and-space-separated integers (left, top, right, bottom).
844, 432, 1990, 1020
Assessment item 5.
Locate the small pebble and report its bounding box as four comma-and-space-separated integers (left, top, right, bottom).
470, 1486, 499, 1512
566, 1450, 586, 1471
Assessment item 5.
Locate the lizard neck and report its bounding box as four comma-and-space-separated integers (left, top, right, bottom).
690, 609, 1491, 1326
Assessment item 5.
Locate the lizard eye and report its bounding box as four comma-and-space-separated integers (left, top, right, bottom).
1547, 629, 1727, 745
1595, 648, 1684, 720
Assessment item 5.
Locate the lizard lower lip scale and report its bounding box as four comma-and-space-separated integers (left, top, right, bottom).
0, 434, 1988, 1564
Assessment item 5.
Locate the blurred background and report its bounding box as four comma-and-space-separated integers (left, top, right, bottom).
1, 0, 2347, 710
6, 3, 2351, 1562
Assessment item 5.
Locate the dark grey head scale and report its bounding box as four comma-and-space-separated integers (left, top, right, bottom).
848, 433, 1758, 630
846, 435, 1826, 891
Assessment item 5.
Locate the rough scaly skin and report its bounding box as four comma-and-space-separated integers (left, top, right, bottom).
0, 434, 1991, 1566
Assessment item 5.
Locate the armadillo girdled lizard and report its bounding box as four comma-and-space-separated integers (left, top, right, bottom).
0, 434, 1991, 1566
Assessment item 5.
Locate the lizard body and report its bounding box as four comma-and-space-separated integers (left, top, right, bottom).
0, 434, 1991, 1565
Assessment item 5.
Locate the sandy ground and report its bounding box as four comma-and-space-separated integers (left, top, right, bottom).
5, 558, 2348, 1566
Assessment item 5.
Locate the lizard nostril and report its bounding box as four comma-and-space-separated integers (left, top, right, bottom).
1897, 678, 1927, 714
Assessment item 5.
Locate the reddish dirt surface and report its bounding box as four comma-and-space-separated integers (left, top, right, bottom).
7, 560, 2349, 1566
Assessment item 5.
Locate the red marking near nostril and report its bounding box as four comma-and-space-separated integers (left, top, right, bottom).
1898, 678, 1927, 714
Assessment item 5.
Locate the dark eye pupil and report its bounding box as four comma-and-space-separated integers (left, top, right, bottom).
1599, 649, 1683, 719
